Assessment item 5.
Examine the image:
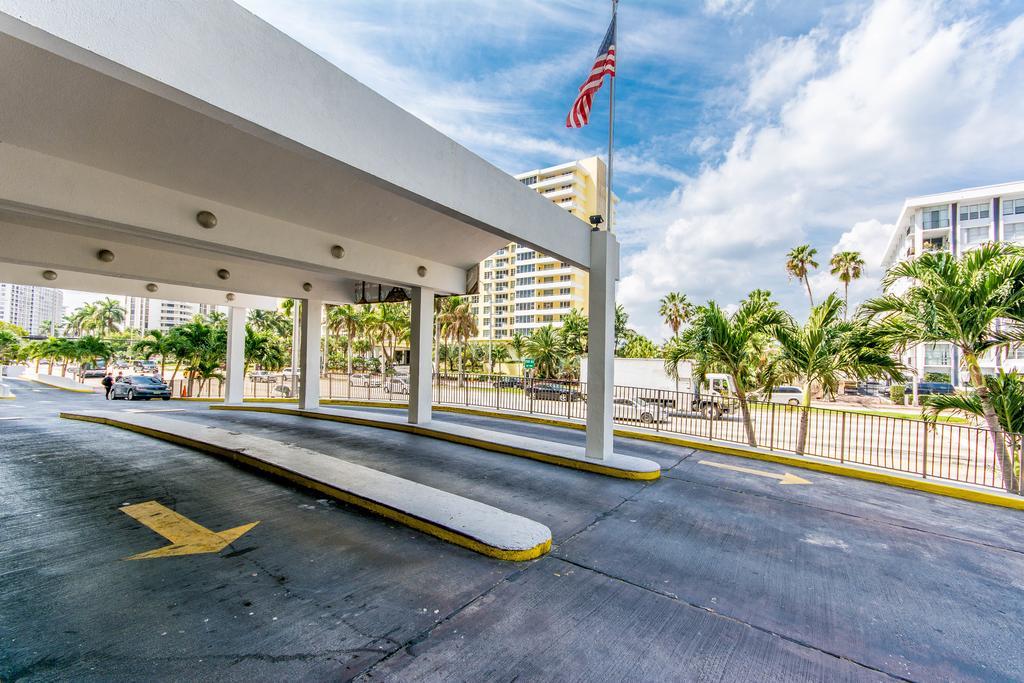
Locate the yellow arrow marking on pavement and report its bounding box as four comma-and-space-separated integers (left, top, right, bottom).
699, 460, 811, 485
119, 501, 259, 560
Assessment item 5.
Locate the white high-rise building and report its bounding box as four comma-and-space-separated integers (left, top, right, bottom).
121, 296, 224, 332
0, 284, 62, 335
881, 180, 1024, 385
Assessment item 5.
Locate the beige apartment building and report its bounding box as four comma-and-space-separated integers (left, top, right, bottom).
469, 156, 614, 342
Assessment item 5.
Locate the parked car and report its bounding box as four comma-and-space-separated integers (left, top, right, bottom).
350, 373, 382, 388
525, 382, 582, 402
492, 377, 524, 389
250, 370, 278, 383
77, 361, 107, 379
906, 382, 954, 396
110, 375, 172, 401
760, 385, 803, 406
132, 360, 159, 373
387, 376, 410, 394
612, 397, 662, 424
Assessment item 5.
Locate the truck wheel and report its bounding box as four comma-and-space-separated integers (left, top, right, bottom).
558, 393, 569, 402
641, 413, 654, 424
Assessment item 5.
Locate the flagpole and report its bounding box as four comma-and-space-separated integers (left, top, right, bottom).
606, 0, 617, 233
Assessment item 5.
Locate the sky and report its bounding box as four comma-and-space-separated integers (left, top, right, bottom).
65, 0, 1024, 339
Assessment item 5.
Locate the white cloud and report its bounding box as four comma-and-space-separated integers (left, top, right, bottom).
620, 0, 1024, 338
744, 34, 820, 111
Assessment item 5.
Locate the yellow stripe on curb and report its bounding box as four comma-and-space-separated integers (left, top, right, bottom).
59, 412, 551, 562
210, 404, 659, 481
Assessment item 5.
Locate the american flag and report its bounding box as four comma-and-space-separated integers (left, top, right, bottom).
566, 15, 616, 129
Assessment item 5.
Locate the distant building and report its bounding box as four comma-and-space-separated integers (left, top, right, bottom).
122, 296, 224, 332
881, 181, 1024, 384
0, 283, 62, 335
468, 156, 615, 342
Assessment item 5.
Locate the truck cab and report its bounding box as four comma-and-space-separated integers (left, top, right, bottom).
690, 373, 737, 418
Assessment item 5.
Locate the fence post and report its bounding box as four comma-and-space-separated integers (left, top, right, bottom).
656, 390, 662, 432
921, 421, 928, 480
768, 401, 775, 451
707, 395, 714, 441
839, 411, 846, 463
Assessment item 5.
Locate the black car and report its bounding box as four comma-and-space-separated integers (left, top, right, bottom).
525, 382, 582, 402
111, 375, 172, 401
492, 377, 524, 389
906, 382, 954, 396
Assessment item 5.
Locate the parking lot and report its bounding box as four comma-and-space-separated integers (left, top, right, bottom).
3, 382, 1024, 681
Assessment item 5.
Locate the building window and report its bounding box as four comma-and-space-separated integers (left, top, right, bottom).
559, 288, 571, 295
519, 276, 535, 285
516, 302, 534, 311
519, 290, 534, 298
517, 264, 535, 273
962, 225, 989, 247
1002, 198, 1024, 216
1004, 222, 1024, 243
519, 176, 537, 186
959, 203, 990, 221
921, 206, 949, 229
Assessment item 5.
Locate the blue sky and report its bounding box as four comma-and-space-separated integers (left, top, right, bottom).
64, 0, 1024, 337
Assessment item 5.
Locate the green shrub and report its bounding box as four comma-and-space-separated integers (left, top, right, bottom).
889, 384, 905, 405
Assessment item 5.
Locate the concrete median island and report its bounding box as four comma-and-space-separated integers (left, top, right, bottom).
210, 404, 663, 481
59, 410, 553, 561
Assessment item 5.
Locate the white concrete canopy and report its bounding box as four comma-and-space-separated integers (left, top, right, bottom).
0, 0, 619, 461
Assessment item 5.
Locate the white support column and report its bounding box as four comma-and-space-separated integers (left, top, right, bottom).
585, 230, 619, 460
224, 306, 246, 404
409, 286, 434, 424
299, 298, 322, 410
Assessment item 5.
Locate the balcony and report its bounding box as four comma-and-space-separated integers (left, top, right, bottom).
922, 237, 950, 253
921, 218, 949, 229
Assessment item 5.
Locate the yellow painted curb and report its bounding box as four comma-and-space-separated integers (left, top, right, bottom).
314, 400, 1024, 511
211, 404, 659, 481
59, 412, 550, 561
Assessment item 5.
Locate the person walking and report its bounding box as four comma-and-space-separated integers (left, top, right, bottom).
102, 373, 114, 400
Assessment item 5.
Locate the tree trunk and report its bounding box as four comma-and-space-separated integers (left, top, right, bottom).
804, 277, 815, 308
735, 386, 757, 447
170, 359, 181, 383
346, 324, 353, 376
796, 384, 812, 455
967, 354, 1018, 492
843, 283, 849, 320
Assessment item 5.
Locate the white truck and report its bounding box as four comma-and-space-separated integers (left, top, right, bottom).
580, 357, 693, 393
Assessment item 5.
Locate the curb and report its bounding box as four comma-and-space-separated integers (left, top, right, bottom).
211, 404, 660, 481
60, 412, 552, 561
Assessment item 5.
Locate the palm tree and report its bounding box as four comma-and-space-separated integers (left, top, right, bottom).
489, 344, 511, 374
244, 327, 288, 375
0, 330, 21, 365
659, 292, 692, 339
863, 243, 1024, 491
525, 325, 564, 379
674, 296, 788, 446
830, 251, 866, 316
773, 294, 903, 455
439, 298, 478, 386
786, 245, 819, 307
90, 298, 126, 335
73, 336, 112, 382
247, 308, 291, 337
64, 303, 95, 335
509, 332, 527, 364
132, 329, 173, 378
614, 304, 635, 356
559, 308, 588, 356
327, 304, 363, 375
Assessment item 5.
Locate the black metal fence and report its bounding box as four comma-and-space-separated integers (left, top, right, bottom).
171, 371, 1022, 494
